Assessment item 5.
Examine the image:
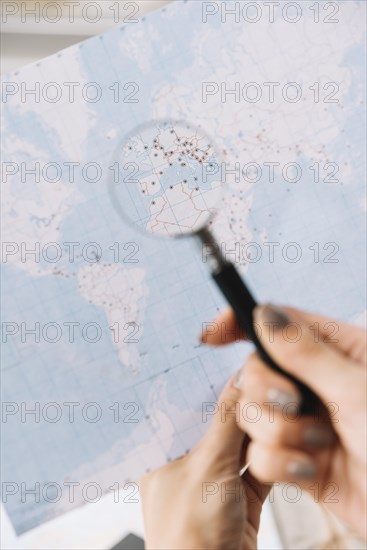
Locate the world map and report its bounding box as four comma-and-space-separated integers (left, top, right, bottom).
1, 0, 366, 535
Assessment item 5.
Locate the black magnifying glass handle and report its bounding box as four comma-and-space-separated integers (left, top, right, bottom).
211, 261, 321, 416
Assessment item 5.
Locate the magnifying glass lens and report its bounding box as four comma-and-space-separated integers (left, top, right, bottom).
110, 119, 222, 237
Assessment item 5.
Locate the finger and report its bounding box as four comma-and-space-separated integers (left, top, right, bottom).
238, 351, 302, 410
198, 373, 245, 467
242, 406, 334, 451
236, 353, 335, 449
200, 308, 246, 345
247, 441, 331, 487
201, 305, 366, 364
254, 303, 363, 404
285, 307, 367, 364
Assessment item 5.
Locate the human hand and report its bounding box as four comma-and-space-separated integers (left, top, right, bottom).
139, 377, 269, 550
202, 304, 367, 539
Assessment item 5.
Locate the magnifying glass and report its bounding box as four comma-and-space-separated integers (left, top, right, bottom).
109, 119, 319, 415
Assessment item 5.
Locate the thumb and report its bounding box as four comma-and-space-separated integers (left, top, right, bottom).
253, 303, 357, 404
199, 373, 245, 466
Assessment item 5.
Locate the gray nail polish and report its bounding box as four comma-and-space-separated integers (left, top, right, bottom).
233, 368, 243, 389
303, 425, 334, 448
266, 388, 300, 410
287, 460, 316, 479
257, 304, 290, 330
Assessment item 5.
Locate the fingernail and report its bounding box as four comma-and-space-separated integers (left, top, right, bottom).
303, 425, 334, 448
266, 388, 300, 410
233, 367, 243, 389
287, 460, 316, 479
255, 303, 290, 330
